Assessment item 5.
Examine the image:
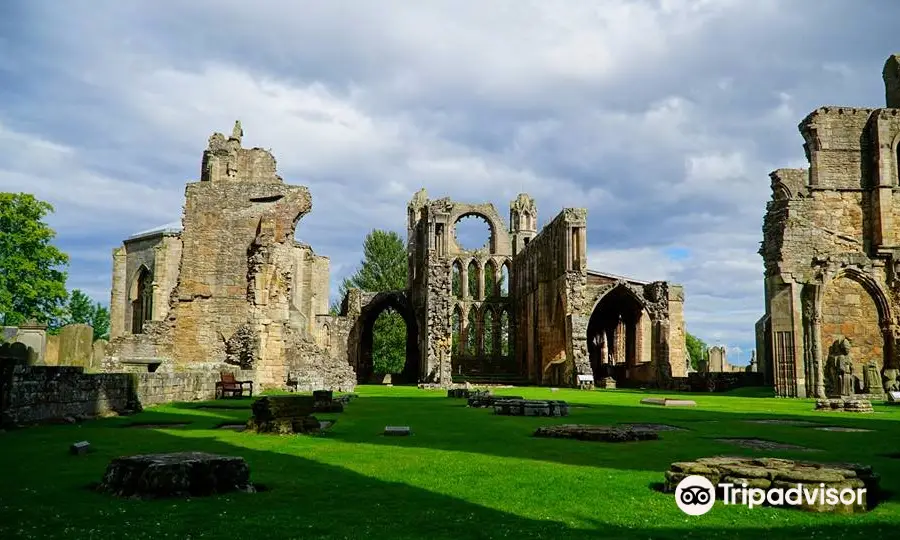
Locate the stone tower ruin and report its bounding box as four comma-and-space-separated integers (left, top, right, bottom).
758, 54, 900, 398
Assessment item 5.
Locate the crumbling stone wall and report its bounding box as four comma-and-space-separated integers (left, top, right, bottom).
707, 346, 745, 373
1, 366, 256, 425
105, 123, 354, 392
512, 208, 588, 385
758, 54, 900, 398
407, 189, 520, 383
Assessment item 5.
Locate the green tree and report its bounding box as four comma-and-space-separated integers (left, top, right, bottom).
332, 229, 408, 374
685, 331, 708, 370
0, 193, 69, 326
61, 289, 110, 340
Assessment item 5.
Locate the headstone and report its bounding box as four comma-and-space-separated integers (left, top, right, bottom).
57, 324, 93, 368
70, 441, 91, 455
888, 391, 900, 403
384, 426, 410, 436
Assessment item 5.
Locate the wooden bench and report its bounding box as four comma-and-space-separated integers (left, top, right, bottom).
215, 372, 253, 399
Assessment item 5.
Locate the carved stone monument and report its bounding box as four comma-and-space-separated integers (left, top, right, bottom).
825, 338, 855, 398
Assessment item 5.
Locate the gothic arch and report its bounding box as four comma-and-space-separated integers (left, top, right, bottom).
589, 282, 647, 316
129, 265, 153, 334
347, 291, 420, 384
828, 268, 891, 324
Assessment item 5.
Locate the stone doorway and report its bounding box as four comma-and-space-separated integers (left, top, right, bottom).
587, 286, 645, 386
354, 291, 420, 385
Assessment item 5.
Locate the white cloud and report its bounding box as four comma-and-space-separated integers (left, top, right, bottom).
3, 0, 898, 356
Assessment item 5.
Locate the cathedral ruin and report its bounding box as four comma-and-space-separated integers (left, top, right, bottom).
105, 121, 687, 390
757, 54, 900, 398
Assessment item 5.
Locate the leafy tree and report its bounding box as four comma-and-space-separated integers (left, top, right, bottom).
0, 193, 69, 327
61, 289, 110, 340
332, 230, 408, 374
685, 331, 708, 370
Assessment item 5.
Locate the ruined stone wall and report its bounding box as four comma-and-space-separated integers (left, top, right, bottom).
511, 209, 587, 384
667, 286, 687, 377
758, 56, 900, 397
103, 124, 355, 394
109, 233, 182, 338
1, 366, 256, 425
820, 275, 883, 370
290, 244, 330, 336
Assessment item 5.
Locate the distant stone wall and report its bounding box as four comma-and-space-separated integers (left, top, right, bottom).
668, 372, 765, 392
0, 366, 257, 425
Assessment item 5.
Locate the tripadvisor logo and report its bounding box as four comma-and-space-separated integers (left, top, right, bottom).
674, 475, 866, 515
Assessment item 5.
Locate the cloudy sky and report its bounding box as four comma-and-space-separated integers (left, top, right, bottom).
1, 0, 898, 364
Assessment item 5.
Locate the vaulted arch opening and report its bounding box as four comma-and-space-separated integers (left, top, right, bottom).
353, 292, 420, 384
587, 286, 645, 385
451, 260, 462, 298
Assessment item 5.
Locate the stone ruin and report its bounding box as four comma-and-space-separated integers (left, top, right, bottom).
663, 456, 879, 513
104, 121, 355, 392
758, 54, 900, 398
102, 121, 687, 391
98, 452, 254, 498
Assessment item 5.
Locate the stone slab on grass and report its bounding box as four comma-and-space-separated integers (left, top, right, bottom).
494, 399, 568, 417
384, 426, 410, 436
640, 397, 697, 407
534, 424, 658, 442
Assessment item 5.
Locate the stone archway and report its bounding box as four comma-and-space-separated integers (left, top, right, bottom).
351, 291, 420, 384
587, 285, 645, 385
819, 271, 891, 390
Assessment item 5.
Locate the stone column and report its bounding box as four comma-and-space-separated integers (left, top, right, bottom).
806, 285, 826, 399
460, 264, 469, 299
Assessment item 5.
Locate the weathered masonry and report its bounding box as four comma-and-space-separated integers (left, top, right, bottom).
106, 122, 686, 390
757, 54, 900, 398
404, 192, 686, 387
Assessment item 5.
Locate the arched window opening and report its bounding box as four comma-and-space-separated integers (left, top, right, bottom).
500, 262, 510, 297
483, 307, 494, 357
454, 214, 493, 252
467, 260, 479, 300
131, 267, 153, 334
500, 310, 510, 356
467, 309, 478, 355
452, 261, 462, 298
484, 260, 498, 299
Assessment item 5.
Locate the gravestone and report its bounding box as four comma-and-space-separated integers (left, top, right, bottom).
887, 391, 900, 404
70, 441, 91, 455
57, 324, 93, 368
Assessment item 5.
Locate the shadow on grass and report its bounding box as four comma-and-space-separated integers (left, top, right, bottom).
1, 420, 897, 540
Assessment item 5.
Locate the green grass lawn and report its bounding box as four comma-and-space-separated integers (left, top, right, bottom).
2, 386, 900, 539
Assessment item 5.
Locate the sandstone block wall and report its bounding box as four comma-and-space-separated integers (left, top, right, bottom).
1, 366, 257, 425
758, 55, 900, 398
512, 208, 587, 384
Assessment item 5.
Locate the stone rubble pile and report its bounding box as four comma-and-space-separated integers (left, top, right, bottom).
663, 456, 879, 513
815, 398, 874, 413
534, 424, 658, 442
494, 399, 569, 417
98, 452, 254, 498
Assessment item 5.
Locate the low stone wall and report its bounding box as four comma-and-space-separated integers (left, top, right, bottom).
0, 365, 257, 425
666, 372, 765, 392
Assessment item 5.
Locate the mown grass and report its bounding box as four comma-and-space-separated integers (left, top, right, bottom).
1, 385, 899, 539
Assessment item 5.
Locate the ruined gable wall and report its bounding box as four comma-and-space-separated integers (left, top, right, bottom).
289, 244, 330, 336
511, 209, 587, 385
